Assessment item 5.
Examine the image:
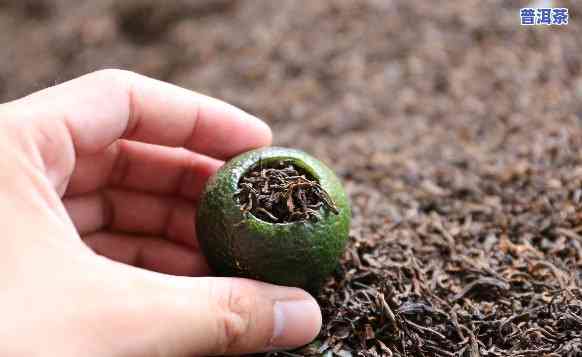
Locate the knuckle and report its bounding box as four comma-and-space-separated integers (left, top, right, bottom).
108, 140, 131, 186
85, 69, 137, 103
214, 282, 256, 352
87, 69, 141, 92
91, 68, 135, 81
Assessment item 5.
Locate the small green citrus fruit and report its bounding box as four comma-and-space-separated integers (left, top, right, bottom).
196, 147, 351, 292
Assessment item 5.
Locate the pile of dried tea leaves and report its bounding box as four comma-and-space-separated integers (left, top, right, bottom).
4, 1, 582, 356
235, 161, 339, 223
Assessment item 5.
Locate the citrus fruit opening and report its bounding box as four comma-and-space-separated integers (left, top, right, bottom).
234, 159, 339, 223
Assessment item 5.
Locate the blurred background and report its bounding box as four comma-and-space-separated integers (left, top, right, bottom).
1, 1, 581, 186
1, 1, 581, 355
2, 0, 581, 230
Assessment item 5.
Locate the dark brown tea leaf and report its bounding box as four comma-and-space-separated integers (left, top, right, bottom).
235, 160, 339, 223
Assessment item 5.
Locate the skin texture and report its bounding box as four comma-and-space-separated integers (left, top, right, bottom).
0, 69, 322, 356
197, 147, 351, 292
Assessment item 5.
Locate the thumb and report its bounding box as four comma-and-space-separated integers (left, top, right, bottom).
107, 267, 322, 356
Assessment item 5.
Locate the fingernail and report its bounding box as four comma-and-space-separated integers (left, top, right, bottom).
269, 298, 322, 349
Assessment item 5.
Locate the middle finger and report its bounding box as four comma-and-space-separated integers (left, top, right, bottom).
64, 188, 199, 248
65, 140, 223, 199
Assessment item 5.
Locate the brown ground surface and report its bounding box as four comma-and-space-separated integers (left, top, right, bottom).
2, 1, 582, 356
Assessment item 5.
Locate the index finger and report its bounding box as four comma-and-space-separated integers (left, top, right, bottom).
10, 69, 272, 159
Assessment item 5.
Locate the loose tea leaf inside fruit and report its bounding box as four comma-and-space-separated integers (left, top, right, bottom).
235, 160, 339, 223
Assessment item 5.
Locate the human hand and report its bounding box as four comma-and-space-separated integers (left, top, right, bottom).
0, 70, 321, 356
